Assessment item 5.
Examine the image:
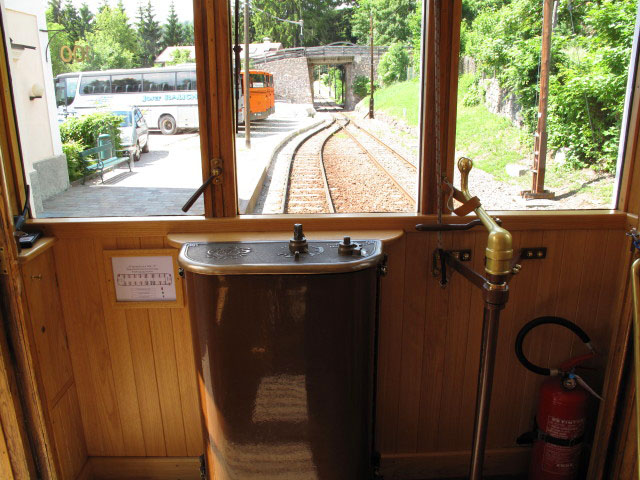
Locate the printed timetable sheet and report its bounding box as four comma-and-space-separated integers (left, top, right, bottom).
111, 255, 177, 302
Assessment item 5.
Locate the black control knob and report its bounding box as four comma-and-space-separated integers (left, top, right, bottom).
338, 236, 361, 256
289, 223, 309, 254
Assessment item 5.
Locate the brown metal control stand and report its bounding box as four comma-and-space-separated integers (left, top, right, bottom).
418, 158, 519, 480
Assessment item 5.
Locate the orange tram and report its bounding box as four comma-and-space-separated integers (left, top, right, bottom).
240, 70, 275, 121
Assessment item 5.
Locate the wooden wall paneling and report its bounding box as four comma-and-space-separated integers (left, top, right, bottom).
416, 233, 450, 453
164, 233, 203, 456
115, 237, 166, 456
0, 308, 34, 480
148, 306, 187, 457
547, 231, 589, 370
21, 252, 74, 405
0, 419, 14, 480
96, 237, 146, 456
88, 456, 200, 480
170, 306, 204, 457
592, 230, 627, 364
396, 232, 430, 452
568, 230, 608, 374
50, 385, 87, 480
54, 239, 124, 456
437, 232, 475, 451
490, 231, 541, 448
140, 237, 188, 456
455, 231, 488, 449
376, 236, 407, 454
588, 293, 633, 479
515, 230, 565, 436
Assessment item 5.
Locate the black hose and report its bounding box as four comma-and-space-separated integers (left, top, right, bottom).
515, 316, 591, 376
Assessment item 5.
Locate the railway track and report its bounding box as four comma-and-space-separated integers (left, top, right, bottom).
281, 113, 417, 214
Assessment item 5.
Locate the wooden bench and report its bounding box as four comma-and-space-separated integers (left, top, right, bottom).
80, 136, 132, 184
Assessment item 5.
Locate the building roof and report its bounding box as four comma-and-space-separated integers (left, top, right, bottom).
154, 46, 196, 65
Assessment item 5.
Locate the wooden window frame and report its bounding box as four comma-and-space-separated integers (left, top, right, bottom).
0, 0, 635, 223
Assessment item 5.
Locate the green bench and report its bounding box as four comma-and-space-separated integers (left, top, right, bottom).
80, 134, 132, 184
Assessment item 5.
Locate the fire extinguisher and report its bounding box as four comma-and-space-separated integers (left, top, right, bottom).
515, 316, 602, 480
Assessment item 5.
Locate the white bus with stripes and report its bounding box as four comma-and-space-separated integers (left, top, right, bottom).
55, 65, 209, 135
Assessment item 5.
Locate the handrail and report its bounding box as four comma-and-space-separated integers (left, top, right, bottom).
631, 258, 640, 480
457, 157, 514, 277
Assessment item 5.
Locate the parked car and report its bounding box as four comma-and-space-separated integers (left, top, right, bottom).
112, 108, 149, 162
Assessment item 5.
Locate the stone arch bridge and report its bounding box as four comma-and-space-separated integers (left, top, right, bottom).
252, 43, 388, 110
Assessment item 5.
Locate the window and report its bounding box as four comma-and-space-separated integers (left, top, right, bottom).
143, 72, 176, 92
233, 2, 424, 215
80, 75, 111, 95
111, 74, 142, 93
176, 71, 197, 91
455, 0, 637, 210
3, 0, 203, 218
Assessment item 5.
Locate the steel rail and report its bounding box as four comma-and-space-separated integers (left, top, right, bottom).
336, 118, 416, 205
348, 117, 417, 172
282, 119, 338, 214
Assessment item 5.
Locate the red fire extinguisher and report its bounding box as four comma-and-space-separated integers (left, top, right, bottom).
515, 316, 602, 480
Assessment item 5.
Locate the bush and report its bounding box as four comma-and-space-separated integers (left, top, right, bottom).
59, 112, 124, 180
464, 0, 635, 172
462, 76, 485, 107
62, 141, 85, 181
378, 43, 411, 86
353, 75, 379, 98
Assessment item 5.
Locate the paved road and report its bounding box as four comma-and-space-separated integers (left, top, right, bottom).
40, 103, 316, 218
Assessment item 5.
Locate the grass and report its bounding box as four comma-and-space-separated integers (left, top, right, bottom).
454, 74, 532, 181
366, 73, 614, 206
365, 79, 422, 127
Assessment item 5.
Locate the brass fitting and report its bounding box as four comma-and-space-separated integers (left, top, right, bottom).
457, 157, 513, 276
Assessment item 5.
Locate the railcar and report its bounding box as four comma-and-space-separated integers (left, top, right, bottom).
1, 1, 640, 480
240, 70, 276, 121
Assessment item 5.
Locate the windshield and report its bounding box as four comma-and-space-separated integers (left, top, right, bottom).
55, 77, 78, 107
113, 111, 132, 127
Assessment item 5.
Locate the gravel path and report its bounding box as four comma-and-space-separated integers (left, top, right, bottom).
323, 127, 414, 213
348, 111, 615, 210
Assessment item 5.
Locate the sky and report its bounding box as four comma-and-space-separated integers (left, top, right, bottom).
69, 0, 194, 23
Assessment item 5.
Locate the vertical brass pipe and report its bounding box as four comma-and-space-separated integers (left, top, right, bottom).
631, 258, 640, 480
469, 301, 504, 480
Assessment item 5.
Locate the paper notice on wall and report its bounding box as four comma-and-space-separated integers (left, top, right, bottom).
111, 256, 177, 302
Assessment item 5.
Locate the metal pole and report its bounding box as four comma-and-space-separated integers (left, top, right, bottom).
244, 0, 251, 148
526, 0, 555, 199
369, 10, 374, 119
468, 303, 503, 480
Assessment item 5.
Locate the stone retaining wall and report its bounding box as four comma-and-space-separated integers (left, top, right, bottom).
259, 57, 313, 104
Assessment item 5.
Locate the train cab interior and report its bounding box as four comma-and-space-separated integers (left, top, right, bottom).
1, 0, 640, 479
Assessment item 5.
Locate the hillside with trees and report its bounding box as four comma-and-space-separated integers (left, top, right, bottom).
46, 0, 195, 75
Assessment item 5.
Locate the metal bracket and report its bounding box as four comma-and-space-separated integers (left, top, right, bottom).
521, 247, 547, 260
210, 158, 223, 185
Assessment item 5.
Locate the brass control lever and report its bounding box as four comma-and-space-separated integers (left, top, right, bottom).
457, 157, 513, 277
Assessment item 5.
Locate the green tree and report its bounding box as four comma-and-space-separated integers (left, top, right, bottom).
44, 16, 73, 76
351, 0, 417, 46
137, 1, 163, 67
48, 0, 63, 24
183, 22, 195, 44
163, 1, 184, 47
78, 3, 94, 38
60, 0, 82, 42
74, 6, 139, 71
167, 48, 195, 65
249, 0, 348, 48
378, 42, 410, 84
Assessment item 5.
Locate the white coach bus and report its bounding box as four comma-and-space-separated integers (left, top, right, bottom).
55, 66, 202, 135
